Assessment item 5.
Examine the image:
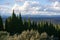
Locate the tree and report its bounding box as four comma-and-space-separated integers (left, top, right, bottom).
5, 18, 11, 32
28, 18, 31, 30
17, 13, 23, 33
48, 22, 56, 36
0, 15, 3, 31
18, 13, 23, 25
9, 10, 18, 34
23, 19, 28, 30
5, 10, 24, 35
31, 21, 38, 30
5, 10, 18, 35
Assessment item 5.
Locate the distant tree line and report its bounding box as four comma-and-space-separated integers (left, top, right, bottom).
0, 10, 60, 39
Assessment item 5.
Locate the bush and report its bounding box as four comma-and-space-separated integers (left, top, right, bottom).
0, 30, 40, 40
18, 29, 40, 40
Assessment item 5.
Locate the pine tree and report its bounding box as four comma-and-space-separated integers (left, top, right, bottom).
5, 10, 17, 35
28, 18, 31, 30
12, 10, 17, 19
5, 18, 11, 31
0, 15, 3, 31
17, 13, 23, 33
18, 13, 23, 27
32, 21, 37, 30
10, 10, 18, 34
48, 22, 56, 36
23, 19, 28, 30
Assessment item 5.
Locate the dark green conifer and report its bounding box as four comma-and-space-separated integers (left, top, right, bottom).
0, 15, 3, 31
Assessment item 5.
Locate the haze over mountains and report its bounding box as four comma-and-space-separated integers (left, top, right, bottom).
1, 12, 60, 24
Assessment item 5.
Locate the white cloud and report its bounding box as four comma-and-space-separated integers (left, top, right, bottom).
52, 1, 60, 9
48, 0, 60, 2
43, 1, 60, 13
0, 5, 12, 16
15, 0, 36, 2
1, 0, 60, 16
11, 1, 41, 15
15, 0, 26, 2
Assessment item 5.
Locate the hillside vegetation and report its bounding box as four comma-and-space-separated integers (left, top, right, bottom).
0, 10, 60, 40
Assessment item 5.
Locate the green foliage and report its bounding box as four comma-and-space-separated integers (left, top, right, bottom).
0, 10, 60, 39
5, 10, 23, 35
0, 16, 3, 31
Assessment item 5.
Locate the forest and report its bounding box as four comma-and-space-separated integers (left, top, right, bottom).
0, 10, 60, 40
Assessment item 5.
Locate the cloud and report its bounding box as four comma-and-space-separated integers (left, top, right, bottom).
48, 0, 60, 2
11, 1, 41, 15
44, 1, 60, 13
15, 0, 38, 2
0, 5, 12, 16
4, 2, 10, 5
15, 0, 29, 2
1, 1, 60, 15
15, 0, 25, 2
14, 1, 60, 15
1, 0, 60, 16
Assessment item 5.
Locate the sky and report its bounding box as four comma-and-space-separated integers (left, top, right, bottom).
0, 0, 60, 16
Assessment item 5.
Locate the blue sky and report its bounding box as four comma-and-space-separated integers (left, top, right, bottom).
0, 0, 60, 16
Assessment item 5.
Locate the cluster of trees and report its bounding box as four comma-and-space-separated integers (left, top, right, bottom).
0, 10, 60, 39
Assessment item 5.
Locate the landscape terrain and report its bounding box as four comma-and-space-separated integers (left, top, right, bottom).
0, 11, 60, 40
0, 0, 60, 40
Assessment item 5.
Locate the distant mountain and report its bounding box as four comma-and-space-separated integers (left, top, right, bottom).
21, 15, 60, 24
1, 14, 60, 24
